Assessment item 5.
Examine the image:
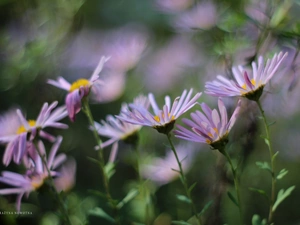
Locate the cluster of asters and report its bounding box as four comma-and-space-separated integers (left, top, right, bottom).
0, 52, 287, 210
95, 52, 287, 155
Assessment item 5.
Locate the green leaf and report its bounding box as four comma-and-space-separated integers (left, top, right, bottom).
176, 194, 192, 204
277, 169, 288, 180
89, 207, 115, 223
188, 182, 197, 193
117, 188, 139, 209
252, 214, 267, 225
267, 121, 276, 127
227, 191, 239, 207
264, 138, 270, 148
198, 200, 213, 216
256, 161, 272, 174
88, 189, 107, 199
104, 162, 116, 180
272, 152, 279, 162
171, 168, 180, 173
172, 220, 192, 225
272, 186, 296, 212
87, 157, 100, 165
249, 188, 269, 201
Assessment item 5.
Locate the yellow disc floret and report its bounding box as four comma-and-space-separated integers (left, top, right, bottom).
154, 113, 175, 123
69, 79, 91, 92
16, 120, 36, 134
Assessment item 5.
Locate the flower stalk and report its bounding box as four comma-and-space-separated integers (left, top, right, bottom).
167, 133, 202, 225
218, 147, 243, 225
256, 100, 276, 223
82, 99, 121, 225
34, 142, 71, 225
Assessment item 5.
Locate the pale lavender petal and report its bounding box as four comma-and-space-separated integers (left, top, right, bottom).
227, 100, 241, 131
3, 140, 16, 166
89, 56, 110, 82
52, 154, 67, 169
16, 110, 29, 130
39, 130, 56, 142
47, 136, 63, 168
148, 93, 160, 115
109, 142, 119, 163
47, 77, 71, 91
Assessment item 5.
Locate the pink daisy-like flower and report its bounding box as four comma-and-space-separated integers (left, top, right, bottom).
141, 143, 195, 186
205, 52, 287, 101
117, 89, 202, 134
0, 137, 66, 211
0, 102, 68, 166
94, 95, 149, 150
174, 98, 241, 150
48, 56, 110, 121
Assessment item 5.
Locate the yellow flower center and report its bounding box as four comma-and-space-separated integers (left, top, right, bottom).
69, 79, 91, 92
241, 79, 256, 90
16, 120, 36, 134
154, 113, 175, 123
31, 175, 44, 190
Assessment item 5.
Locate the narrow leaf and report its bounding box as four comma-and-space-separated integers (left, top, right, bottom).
267, 121, 276, 127
117, 189, 139, 209
87, 157, 100, 165
88, 189, 107, 199
171, 168, 180, 173
176, 194, 192, 204
104, 162, 116, 180
89, 207, 115, 223
172, 221, 192, 225
256, 161, 272, 174
249, 187, 269, 201
188, 182, 197, 193
227, 191, 239, 207
272, 186, 296, 212
276, 169, 288, 180
264, 138, 270, 148
198, 200, 213, 216
272, 151, 279, 161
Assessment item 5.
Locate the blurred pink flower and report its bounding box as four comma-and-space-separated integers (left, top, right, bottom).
0, 102, 68, 166
48, 56, 109, 121
143, 36, 200, 92
54, 158, 76, 192
154, 0, 194, 13
94, 95, 149, 149
205, 52, 287, 101
102, 25, 149, 72
174, 99, 241, 150
0, 137, 67, 211
141, 144, 195, 186
173, 2, 217, 31
118, 89, 201, 134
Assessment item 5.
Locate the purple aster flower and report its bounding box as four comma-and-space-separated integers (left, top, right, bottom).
205, 52, 287, 101
174, 98, 241, 150
94, 95, 149, 150
48, 56, 110, 121
0, 102, 68, 166
0, 137, 67, 211
118, 89, 202, 134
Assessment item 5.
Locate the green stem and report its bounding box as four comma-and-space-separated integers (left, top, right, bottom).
82, 99, 121, 225
167, 134, 202, 225
256, 100, 276, 223
218, 148, 243, 225
34, 142, 71, 225
133, 143, 152, 225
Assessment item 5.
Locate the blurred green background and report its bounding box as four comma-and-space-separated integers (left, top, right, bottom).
1, 0, 300, 224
